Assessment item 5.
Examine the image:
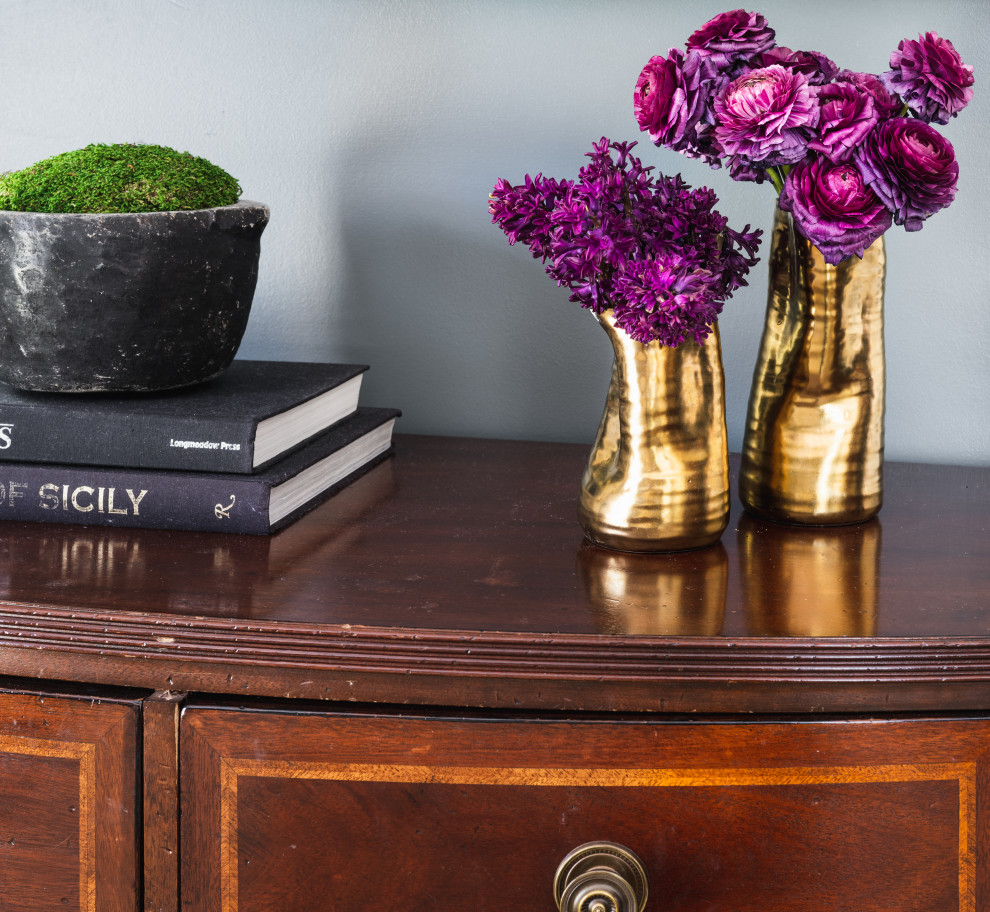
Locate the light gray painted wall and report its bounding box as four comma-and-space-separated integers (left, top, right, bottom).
3, 0, 987, 464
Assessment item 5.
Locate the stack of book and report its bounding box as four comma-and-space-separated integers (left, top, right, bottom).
0, 361, 400, 534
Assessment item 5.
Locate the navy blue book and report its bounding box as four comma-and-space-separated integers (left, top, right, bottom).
0, 407, 399, 534
0, 360, 368, 473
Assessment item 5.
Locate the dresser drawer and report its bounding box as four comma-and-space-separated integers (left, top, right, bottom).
180, 706, 987, 912
0, 685, 140, 912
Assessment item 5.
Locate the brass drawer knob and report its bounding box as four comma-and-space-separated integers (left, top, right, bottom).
553, 841, 649, 912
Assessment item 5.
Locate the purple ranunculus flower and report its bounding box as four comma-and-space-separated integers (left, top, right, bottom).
779, 155, 892, 264
713, 64, 820, 165
758, 46, 839, 85
834, 70, 902, 120
808, 82, 879, 162
634, 48, 725, 164
854, 117, 958, 230
686, 9, 776, 70
727, 157, 768, 184
881, 32, 975, 125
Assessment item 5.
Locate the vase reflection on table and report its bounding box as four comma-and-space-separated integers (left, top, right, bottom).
738, 513, 880, 637
578, 541, 727, 636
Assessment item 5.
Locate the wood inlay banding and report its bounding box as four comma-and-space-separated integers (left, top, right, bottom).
0, 735, 97, 912
218, 759, 976, 912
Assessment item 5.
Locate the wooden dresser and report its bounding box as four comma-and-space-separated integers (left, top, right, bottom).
1, 434, 988, 912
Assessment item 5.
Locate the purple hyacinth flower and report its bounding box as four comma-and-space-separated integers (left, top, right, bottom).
713, 64, 820, 165
881, 32, 974, 125
779, 155, 892, 264
489, 174, 571, 257
854, 118, 958, 230
686, 9, 776, 70
612, 257, 720, 348
808, 82, 880, 163
490, 138, 761, 346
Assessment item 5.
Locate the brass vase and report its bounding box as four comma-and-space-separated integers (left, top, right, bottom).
739, 209, 886, 525
578, 310, 729, 552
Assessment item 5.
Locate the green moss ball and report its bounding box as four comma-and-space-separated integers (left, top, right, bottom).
0, 143, 242, 213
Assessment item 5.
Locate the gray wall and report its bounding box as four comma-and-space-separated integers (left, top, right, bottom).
3, 0, 987, 464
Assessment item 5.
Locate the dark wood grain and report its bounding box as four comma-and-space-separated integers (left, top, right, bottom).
0, 436, 986, 713
180, 704, 989, 912
142, 691, 184, 912
0, 437, 987, 909
0, 682, 140, 912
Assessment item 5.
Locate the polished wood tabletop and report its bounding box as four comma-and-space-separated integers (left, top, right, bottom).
0, 433, 987, 713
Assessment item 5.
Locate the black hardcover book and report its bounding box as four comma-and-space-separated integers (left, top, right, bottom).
0, 407, 400, 535
0, 360, 368, 473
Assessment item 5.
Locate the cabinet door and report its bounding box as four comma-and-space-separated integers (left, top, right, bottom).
181, 707, 989, 912
0, 685, 140, 912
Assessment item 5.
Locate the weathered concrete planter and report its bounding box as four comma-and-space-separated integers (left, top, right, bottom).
0, 200, 269, 392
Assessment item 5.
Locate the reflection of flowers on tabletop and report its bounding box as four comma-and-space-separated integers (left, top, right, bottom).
634, 10, 974, 262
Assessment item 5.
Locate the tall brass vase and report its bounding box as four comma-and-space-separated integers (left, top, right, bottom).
578, 310, 729, 552
739, 209, 886, 525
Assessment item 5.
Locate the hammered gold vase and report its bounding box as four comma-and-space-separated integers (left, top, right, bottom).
739, 209, 886, 525
578, 310, 729, 552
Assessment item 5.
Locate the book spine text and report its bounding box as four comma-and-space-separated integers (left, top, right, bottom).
0, 466, 270, 533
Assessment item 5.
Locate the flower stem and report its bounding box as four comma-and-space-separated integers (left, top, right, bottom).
767, 166, 785, 196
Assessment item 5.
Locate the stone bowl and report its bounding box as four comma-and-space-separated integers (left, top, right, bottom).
0, 200, 269, 392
